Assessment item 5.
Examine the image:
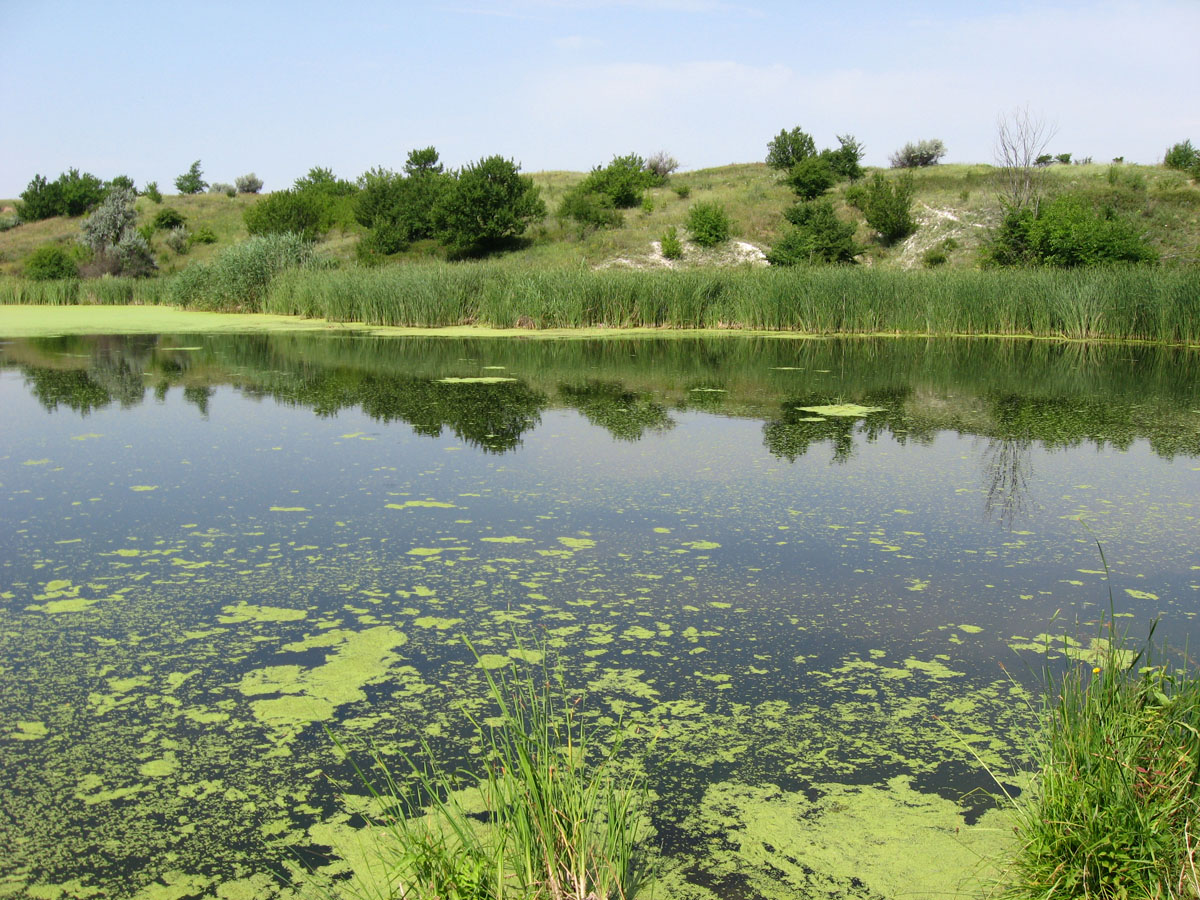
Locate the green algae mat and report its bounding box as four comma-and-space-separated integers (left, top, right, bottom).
2, 329, 1199, 899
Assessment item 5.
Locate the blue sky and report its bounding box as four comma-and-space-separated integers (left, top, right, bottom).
3, 0, 1197, 197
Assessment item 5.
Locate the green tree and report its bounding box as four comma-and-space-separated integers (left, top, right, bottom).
433, 156, 546, 255
686, 201, 732, 247
822, 134, 865, 181
766, 127, 817, 171
175, 160, 208, 194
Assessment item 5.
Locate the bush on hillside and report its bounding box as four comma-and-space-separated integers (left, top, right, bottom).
235, 173, 264, 194
558, 185, 623, 232
79, 186, 157, 277
579, 153, 660, 209
861, 172, 917, 244
889, 139, 947, 168
165, 226, 190, 254
686, 201, 732, 247
108, 175, 136, 194
294, 166, 358, 197
16, 169, 107, 221
786, 156, 836, 200
24, 245, 78, 280
822, 134, 865, 181
768, 201, 858, 265
646, 151, 680, 180
766, 126, 817, 171
143, 181, 163, 204
210, 182, 236, 197
1163, 140, 1198, 172
175, 160, 208, 195
152, 208, 186, 231
355, 152, 453, 253
244, 189, 331, 241
660, 226, 683, 260
987, 195, 1158, 267
433, 155, 546, 255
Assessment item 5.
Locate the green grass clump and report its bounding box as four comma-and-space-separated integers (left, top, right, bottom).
167, 233, 314, 311
1006, 623, 1200, 900
332, 641, 649, 900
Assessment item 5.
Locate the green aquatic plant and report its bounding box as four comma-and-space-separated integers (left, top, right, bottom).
1000, 620, 1200, 900
329, 639, 652, 900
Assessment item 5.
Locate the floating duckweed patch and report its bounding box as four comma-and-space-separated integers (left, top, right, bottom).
436, 376, 517, 384
795, 403, 885, 417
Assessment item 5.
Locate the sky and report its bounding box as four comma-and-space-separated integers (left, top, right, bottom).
2, 0, 1197, 198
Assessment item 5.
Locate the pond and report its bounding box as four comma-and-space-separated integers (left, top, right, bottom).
2, 330, 1198, 900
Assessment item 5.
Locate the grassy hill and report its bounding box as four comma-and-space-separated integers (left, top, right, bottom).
2, 161, 1198, 279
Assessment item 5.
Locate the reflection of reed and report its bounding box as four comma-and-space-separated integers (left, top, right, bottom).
982, 437, 1033, 528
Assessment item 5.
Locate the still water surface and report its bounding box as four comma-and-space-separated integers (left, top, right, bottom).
2, 332, 1198, 899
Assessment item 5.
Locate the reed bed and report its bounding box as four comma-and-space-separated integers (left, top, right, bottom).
260, 263, 1200, 344
4, 262, 1197, 344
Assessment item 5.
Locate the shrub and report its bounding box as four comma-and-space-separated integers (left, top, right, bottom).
766, 126, 817, 171
108, 175, 136, 193
889, 139, 947, 168
768, 201, 858, 265
686, 201, 731, 247
646, 151, 679, 181
210, 182, 236, 197
577, 153, 658, 209
175, 160, 208, 194
822, 134, 865, 181
15, 169, 106, 221
80, 186, 138, 255
15, 175, 61, 221
165, 226, 190, 254
558, 185, 623, 231
861, 172, 917, 244
0, 212, 20, 232
786, 156, 836, 200
293, 166, 357, 197
235, 173, 263, 194
24, 245, 78, 280
922, 246, 948, 267
660, 225, 683, 260
1164, 140, 1198, 171
192, 226, 217, 245
986, 195, 1158, 267
1055, 153, 1072, 165
152, 208, 186, 231
673, 184, 691, 199
356, 154, 452, 248
433, 155, 546, 255
113, 231, 157, 277
244, 189, 331, 241
1026, 196, 1157, 266
143, 181, 163, 204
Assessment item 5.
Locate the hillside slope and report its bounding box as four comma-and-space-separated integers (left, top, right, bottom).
2, 161, 1197, 277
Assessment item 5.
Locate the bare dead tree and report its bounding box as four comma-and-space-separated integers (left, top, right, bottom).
995, 107, 1058, 213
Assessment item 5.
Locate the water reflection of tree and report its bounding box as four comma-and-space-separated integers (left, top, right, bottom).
557, 380, 675, 442
981, 437, 1033, 529
24, 368, 113, 415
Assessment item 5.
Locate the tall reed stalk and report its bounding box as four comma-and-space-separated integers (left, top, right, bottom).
330, 641, 650, 900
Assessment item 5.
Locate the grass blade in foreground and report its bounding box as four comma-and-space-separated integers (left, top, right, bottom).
328, 639, 651, 900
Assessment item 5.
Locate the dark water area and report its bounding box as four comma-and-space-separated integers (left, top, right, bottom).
1, 332, 1198, 899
